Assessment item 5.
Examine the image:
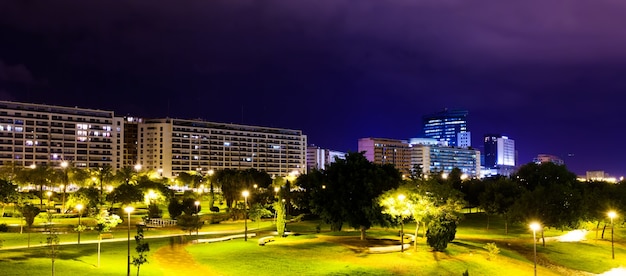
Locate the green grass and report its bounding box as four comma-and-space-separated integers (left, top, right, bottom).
0, 212, 625, 275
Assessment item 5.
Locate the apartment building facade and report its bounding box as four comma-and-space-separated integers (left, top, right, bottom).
0, 101, 123, 169
138, 118, 307, 178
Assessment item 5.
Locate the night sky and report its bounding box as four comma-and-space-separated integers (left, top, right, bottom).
1, 1, 625, 176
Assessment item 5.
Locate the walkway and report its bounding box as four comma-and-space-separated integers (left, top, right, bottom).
153, 242, 218, 276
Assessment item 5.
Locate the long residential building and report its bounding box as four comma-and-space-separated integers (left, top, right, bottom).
358, 137, 412, 174
138, 118, 307, 178
0, 100, 123, 169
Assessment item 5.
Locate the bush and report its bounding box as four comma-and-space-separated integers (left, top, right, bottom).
483, 242, 500, 260
148, 203, 163, 218
0, 223, 8, 232
426, 217, 457, 252
210, 206, 220, 213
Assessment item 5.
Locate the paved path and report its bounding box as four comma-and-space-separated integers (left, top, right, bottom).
153, 242, 218, 276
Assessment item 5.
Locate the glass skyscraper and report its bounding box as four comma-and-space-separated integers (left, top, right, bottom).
422, 109, 469, 147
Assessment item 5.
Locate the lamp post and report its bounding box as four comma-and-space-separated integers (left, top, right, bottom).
242, 190, 249, 241
76, 204, 83, 244
194, 201, 200, 239
273, 187, 280, 224
124, 206, 134, 276
398, 194, 406, 253
530, 222, 541, 276
47, 191, 53, 210
609, 211, 617, 260
60, 161, 68, 213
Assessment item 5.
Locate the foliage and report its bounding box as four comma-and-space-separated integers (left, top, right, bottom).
132, 226, 150, 276
107, 183, 144, 205
483, 242, 500, 260
0, 179, 18, 219
307, 152, 402, 239
210, 206, 220, 213
426, 216, 457, 251
15, 164, 53, 208
20, 204, 40, 228
182, 198, 201, 215
167, 198, 184, 219
67, 186, 100, 215
0, 223, 7, 232
275, 200, 286, 236
137, 179, 172, 204
248, 203, 272, 222
479, 177, 520, 232
176, 213, 202, 235
95, 209, 122, 233
147, 203, 162, 218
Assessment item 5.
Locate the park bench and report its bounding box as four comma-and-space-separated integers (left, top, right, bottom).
258, 236, 275, 246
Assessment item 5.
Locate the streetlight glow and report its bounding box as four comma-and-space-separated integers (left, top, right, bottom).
608, 211, 617, 259
134, 164, 142, 171
76, 204, 83, 244
530, 222, 541, 276
61, 161, 68, 168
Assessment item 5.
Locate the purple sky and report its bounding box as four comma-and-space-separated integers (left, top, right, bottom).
1, 0, 626, 176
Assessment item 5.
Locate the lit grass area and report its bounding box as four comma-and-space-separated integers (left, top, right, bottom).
0, 237, 172, 276
532, 236, 625, 274
185, 231, 561, 276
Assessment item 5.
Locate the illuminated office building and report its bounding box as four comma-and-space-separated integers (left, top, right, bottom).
422, 109, 470, 148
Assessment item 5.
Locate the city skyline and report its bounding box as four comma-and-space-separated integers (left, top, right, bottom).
1, 1, 626, 176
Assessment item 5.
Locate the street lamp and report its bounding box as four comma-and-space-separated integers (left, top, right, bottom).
530, 222, 541, 276
46, 191, 53, 210
398, 194, 406, 252
608, 211, 617, 260
273, 187, 280, 224
76, 204, 83, 244
195, 201, 200, 239
124, 206, 134, 276
242, 190, 249, 241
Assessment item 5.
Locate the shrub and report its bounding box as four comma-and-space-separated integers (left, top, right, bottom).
462, 270, 469, 276
483, 242, 500, 260
210, 206, 219, 213
148, 203, 163, 218
0, 223, 8, 232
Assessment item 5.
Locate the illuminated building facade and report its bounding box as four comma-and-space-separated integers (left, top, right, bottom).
422, 109, 471, 148
358, 137, 412, 174
306, 145, 346, 171
410, 143, 481, 177
0, 101, 123, 169
138, 118, 307, 178
533, 154, 564, 165
483, 134, 516, 176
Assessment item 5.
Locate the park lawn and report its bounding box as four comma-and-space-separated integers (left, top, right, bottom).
186, 232, 561, 276
0, 237, 171, 276
534, 238, 625, 274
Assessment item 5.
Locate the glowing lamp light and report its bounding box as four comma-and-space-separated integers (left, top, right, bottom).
530, 222, 541, 232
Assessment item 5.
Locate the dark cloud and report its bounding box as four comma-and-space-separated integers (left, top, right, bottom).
0, 0, 625, 175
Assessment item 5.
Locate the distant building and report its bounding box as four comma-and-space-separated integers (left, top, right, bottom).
306, 145, 346, 171
138, 118, 307, 178
123, 116, 142, 167
358, 138, 412, 174
483, 134, 516, 176
422, 109, 470, 148
410, 143, 481, 178
533, 154, 564, 165
0, 100, 123, 169
584, 171, 620, 183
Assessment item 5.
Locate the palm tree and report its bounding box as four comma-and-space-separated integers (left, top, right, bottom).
92, 165, 113, 200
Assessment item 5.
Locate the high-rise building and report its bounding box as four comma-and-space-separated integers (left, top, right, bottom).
137, 118, 307, 178
422, 109, 470, 148
122, 116, 141, 167
0, 101, 123, 169
410, 143, 481, 177
358, 137, 412, 174
483, 134, 515, 176
306, 145, 346, 171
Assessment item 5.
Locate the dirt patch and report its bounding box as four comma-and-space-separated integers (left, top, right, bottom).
315, 236, 399, 253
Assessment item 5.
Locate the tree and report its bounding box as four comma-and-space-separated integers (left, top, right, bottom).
20, 204, 40, 248
92, 165, 114, 201
176, 213, 202, 236
176, 172, 203, 189
426, 216, 457, 251
167, 198, 184, 219
116, 166, 139, 185
479, 177, 520, 233
95, 210, 122, 268
44, 208, 60, 276
67, 187, 100, 215
16, 164, 53, 208
511, 163, 584, 232
132, 227, 150, 276
107, 183, 144, 206
309, 152, 402, 240
0, 179, 18, 217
